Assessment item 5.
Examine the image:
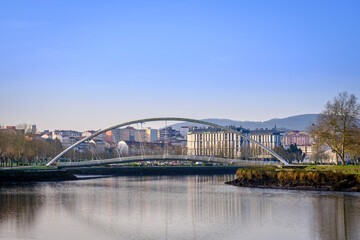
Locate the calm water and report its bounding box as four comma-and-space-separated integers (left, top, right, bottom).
1, 175, 360, 240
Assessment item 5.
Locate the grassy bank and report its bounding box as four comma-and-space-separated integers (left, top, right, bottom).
303, 165, 360, 174
0, 166, 54, 171
226, 166, 360, 192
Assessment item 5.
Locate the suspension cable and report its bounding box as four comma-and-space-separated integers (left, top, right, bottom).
164, 120, 168, 156
138, 123, 146, 157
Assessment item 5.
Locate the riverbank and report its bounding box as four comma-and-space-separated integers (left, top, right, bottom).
0, 166, 240, 183
225, 166, 360, 192
0, 168, 78, 183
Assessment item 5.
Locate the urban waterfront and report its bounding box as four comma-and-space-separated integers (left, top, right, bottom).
1, 175, 360, 240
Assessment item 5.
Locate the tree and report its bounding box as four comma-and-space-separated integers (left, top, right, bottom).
273, 145, 290, 163
347, 128, 360, 164
311, 142, 329, 164
273, 144, 305, 163
1, 130, 17, 167
0, 130, 9, 166
309, 92, 360, 165
288, 144, 305, 162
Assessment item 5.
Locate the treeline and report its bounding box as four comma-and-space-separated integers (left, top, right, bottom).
0, 129, 62, 167
0, 128, 187, 167
0, 129, 117, 166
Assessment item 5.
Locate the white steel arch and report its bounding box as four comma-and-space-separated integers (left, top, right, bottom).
46, 117, 289, 166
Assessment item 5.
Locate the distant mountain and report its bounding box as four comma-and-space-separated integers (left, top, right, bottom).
171, 114, 319, 132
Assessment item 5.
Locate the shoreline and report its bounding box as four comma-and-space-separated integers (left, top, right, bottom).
0, 166, 239, 183
225, 178, 352, 192
226, 166, 360, 192
0, 169, 78, 183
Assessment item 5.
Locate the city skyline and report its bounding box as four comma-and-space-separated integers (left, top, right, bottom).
1, 0, 360, 131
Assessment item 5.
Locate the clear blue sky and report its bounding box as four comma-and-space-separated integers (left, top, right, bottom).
1, 0, 360, 131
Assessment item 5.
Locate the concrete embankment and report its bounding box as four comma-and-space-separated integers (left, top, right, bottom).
226, 167, 360, 192
0, 169, 78, 183
0, 166, 240, 183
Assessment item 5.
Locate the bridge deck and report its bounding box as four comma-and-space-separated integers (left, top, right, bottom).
57, 155, 280, 168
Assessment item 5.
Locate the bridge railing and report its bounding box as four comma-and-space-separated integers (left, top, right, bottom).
57, 155, 280, 167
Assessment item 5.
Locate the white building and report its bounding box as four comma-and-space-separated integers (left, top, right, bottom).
61, 136, 77, 148
249, 128, 282, 158
89, 139, 108, 153
41, 130, 82, 148
106, 127, 156, 143
40, 133, 51, 140
179, 126, 190, 137
187, 127, 282, 159
82, 131, 96, 138
187, 127, 250, 158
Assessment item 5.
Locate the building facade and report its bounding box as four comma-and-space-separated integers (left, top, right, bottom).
145, 128, 158, 142
134, 129, 146, 142
187, 127, 281, 159
158, 127, 181, 143
105, 127, 158, 143
282, 130, 311, 156
187, 127, 251, 158
249, 129, 282, 158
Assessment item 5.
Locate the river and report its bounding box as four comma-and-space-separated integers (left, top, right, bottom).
1, 175, 360, 240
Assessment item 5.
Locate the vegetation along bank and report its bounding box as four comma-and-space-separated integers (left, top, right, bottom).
225, 166, 360, 192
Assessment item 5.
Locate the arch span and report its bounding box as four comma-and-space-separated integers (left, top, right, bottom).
46, 117, 289, 166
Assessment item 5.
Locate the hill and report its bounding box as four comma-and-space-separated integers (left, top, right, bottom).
171, 114, 318, 131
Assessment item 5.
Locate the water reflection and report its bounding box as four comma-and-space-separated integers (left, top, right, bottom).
0, 175, 360, 240
0, 185, 45, 239
311, 194, 360, 240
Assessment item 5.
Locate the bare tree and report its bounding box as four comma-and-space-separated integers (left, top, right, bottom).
0, 128, 67, 167
2, 131, 17, 166
13, 131, 26, 166
309, 92, 360, 165
311, 142, 329, 164
0, 130, 7, 166
347, 128, 360, 164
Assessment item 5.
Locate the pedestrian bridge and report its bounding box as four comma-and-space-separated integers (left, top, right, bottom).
47, 117, 290, 167
57, 155, 278, 168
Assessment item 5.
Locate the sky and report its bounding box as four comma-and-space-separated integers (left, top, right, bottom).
1, 0, 360, 131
